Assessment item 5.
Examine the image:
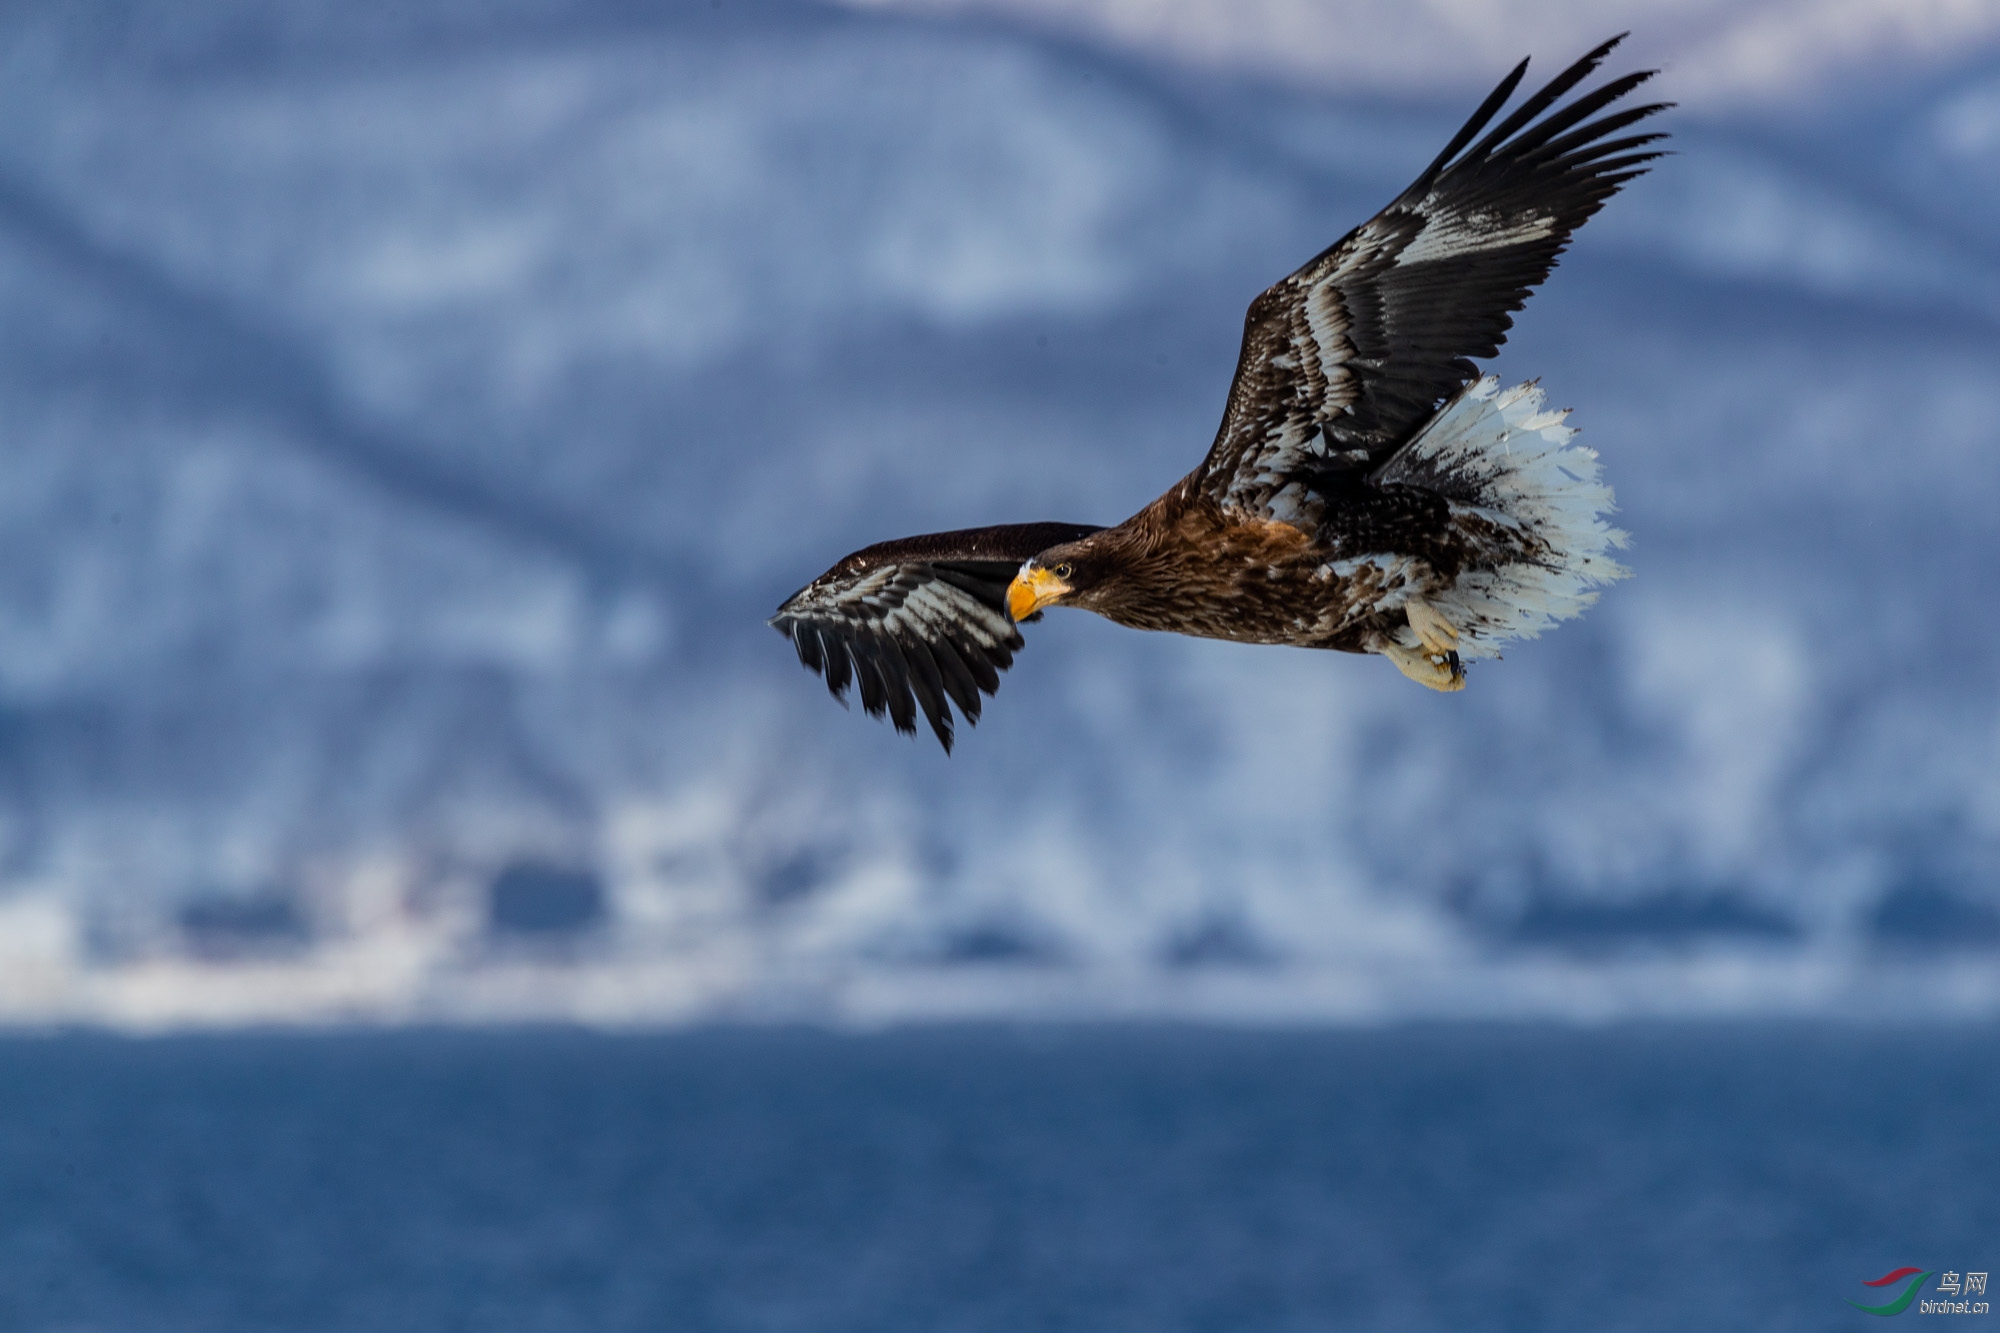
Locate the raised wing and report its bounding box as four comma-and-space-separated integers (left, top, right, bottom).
1198, 34, 1669, 522
771, 522, 1102, 751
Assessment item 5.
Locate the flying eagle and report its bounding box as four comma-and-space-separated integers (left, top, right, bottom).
772, 35, 1668, 751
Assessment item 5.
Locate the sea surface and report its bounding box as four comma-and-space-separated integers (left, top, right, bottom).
0, 1024, 1992, 1332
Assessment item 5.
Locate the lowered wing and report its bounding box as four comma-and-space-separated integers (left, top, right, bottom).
771, 522, 1103, 751
1197, 33, 1669, 524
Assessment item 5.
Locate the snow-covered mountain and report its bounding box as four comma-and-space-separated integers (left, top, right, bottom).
0, 0, 1996, 1026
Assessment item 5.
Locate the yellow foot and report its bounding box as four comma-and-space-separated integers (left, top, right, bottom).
1405, 598, 1459, 657
1387, 598, 1466, 692
1384, 643, 1466, 691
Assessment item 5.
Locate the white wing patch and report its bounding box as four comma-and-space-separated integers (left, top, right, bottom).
788, 565, 1013, 652
1223, 418, 1329, 523
1397, 204, 1559, 265
1302, 275, 1354, 401
888, 578, 1014, 651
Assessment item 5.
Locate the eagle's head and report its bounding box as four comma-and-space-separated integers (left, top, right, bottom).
1007, 537, 1116, 621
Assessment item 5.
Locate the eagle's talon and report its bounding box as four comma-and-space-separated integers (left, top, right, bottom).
1385, 642, 1468, 692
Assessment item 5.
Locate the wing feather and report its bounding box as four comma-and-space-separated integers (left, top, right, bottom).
770, 522, 1102, 751
1196, 34, 1669, 522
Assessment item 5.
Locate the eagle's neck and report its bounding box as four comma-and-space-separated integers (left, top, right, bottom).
1079, 489, 1314, 636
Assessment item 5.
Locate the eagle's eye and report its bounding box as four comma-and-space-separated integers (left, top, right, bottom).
1054, 563, 1074, 580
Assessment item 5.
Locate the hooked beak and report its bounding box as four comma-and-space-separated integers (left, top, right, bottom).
1007, 565, 1072, 622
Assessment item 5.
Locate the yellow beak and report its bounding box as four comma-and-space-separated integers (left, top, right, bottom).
1007, 565, 1072, 622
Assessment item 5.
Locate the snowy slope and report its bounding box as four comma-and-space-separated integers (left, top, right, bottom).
0, 0, 1995, 1025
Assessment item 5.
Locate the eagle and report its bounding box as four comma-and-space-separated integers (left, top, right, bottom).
772, 35, 1668, 751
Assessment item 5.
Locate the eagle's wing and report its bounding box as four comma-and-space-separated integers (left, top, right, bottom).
1197, 34, 1669, 521
770, 522, 1103, 752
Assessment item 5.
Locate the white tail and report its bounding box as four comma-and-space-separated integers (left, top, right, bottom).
1377, 376, 1628, 657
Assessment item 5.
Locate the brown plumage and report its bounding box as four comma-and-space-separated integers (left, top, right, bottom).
772, 35, 1668, 751
1024, 477, 1464, 648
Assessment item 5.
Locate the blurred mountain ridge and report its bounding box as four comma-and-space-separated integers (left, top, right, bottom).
0, 0, 1996, 1026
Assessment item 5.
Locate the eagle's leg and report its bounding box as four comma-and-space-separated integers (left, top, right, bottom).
1389, 598, 1466, 692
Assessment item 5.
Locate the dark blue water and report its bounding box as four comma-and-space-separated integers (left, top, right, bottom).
0, 1025, 1992, 1332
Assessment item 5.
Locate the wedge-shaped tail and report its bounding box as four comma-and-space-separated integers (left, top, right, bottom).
1376, 376, 1628, 658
